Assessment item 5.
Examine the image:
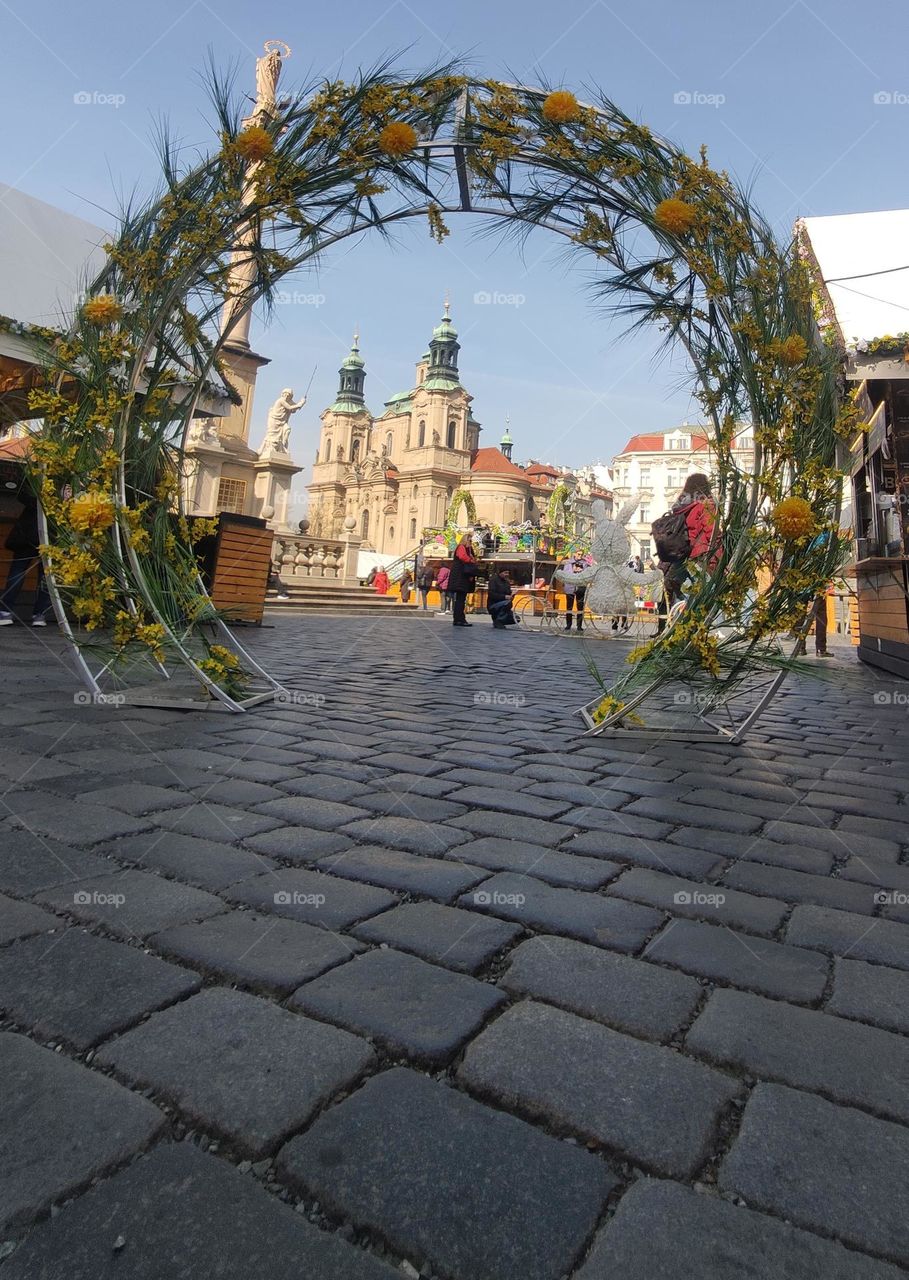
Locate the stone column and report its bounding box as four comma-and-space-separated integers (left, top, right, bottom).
253, 451, 304, 532
340, 515, 363, 585
184, 440, 226, 515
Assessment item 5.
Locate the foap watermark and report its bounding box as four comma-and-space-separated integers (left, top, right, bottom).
874, 890, 909, 906
473, 290, 526, 307
673, 90, 725, 109
474, 691, 526, 707
474, 889, 525, 907
274, 691, 326, 708
674, 890, 726, 907
873, 91, 909, 105
74, 889, 125, 908
74, 90, 126, 108
673, 690, 723, 710
873, 691, 909, 706
274, 890, 326, 907
274, 290, 326, 307
74, 691, 126, 707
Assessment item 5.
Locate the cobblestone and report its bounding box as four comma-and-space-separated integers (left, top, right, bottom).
786, 903, 909, 970
609, 867, 787, 935
351, 901, 521, 972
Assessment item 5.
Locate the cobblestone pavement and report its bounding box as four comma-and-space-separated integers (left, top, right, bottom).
1, 614, 909, 1278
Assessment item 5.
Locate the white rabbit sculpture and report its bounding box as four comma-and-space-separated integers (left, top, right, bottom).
556, 497, 663, 616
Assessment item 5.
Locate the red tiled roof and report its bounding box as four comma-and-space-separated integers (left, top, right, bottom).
470, 447, 529, 479
525, 463, 561, 477
618, 432, 709, 454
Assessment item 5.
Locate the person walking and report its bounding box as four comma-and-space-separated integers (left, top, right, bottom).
563, 557, 587, 633
399, 569, 413, 605
653, 473, 718, 634
436, 563, 452, 614
0, 489, 51, 627
448, 533, 477, 627
417, 563, 435, 610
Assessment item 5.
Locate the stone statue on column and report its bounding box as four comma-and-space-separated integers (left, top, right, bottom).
248, 40, 291, 125
259, 388, 306, 455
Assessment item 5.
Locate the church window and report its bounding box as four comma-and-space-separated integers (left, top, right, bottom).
216, 478, 247, 514
418, 420, 426, 447
409, 518, 417, 540
385, 432, 393, 454
360, 509, 369, 538
447, 420, 456, 448
351, 438, 361, 461
412, 484, 419, 498
324, 438, 332, 461
388, 526, 395, 541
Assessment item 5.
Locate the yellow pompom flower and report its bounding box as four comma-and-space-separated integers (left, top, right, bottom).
68, 491, 116, 535
234, 126, 273, 162
772, 496, 816, 540
654, 197, 697, 236
542, 90, 580, 124
378, 121, 418, 157
82, 295, 123, 326
776, 334, 809, 367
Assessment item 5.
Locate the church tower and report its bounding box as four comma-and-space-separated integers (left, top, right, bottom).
316, 332, 372, 465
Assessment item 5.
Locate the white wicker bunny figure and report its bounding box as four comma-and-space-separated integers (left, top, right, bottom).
556, 497, 662, 615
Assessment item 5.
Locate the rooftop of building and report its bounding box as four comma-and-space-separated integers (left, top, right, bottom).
617, 430, 710, 455
469, 446, 529, 479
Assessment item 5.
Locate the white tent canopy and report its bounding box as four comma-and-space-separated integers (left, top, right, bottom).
800, 209, 909, 346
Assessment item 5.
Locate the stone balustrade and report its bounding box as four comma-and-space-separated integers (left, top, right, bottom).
272, 529, 363, 586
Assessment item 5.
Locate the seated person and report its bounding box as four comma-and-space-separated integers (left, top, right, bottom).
487, 569, 516, 628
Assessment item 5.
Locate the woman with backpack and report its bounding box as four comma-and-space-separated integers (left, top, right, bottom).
448, 533, 478, 627
652, 473, 718, 632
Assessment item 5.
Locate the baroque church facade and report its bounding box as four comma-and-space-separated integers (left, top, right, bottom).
306, 304, 608, 559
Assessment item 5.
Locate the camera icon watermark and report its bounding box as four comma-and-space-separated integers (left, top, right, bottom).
873, 691, 909, 706
274, 890, 326, 907
873, 91, 909, 105
473, 290, 526, 307
474, 690, 526, 707
74, 90, 126, 108
874, 890, 909, 906
673, 90, 725, 108
74, 889, 126, 908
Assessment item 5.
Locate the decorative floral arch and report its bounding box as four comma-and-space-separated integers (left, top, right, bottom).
446, 487, 478, 528
29, 64, 851, 721
545, 481, 572, 532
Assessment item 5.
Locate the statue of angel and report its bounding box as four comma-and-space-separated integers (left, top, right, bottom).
259, 388, 305, 454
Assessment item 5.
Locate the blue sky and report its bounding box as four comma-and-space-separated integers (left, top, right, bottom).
2, 0, 907, 476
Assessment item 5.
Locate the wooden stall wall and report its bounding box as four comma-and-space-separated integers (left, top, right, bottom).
208, 514, 273, 625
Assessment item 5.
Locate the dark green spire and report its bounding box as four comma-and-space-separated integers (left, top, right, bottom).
331, 330, 367, 411
424, 297, 460, 390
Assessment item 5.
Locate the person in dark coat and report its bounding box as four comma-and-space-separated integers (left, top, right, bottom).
487, 569, 516, 629
448, 533, 477, 627
0, 490, 51, 627
417, 563, 435, 610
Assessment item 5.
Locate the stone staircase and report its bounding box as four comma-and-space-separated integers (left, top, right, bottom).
264, 581, 414, 616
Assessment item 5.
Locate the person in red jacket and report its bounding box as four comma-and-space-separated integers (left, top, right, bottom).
448, 533, 478, 627
657, 473, 718, 631
373, 567, 389, 595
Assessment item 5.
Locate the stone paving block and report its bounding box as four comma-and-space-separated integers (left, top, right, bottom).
210, 757, 300, 784
152, 910, 362, 994
459, 1001, 740, 1177
0, 1031, 165, 1231
645, 918, 828, 1003
290, 947, 505, 1064
515, 762, 601, 785
340, 815, 470, 855
368, 752, 448, 775
251, 794, 372, 830
446, 784, 572, 820
226, 867, 397, 929
96, 987, 374, 1157
152, 803, 280, 842
35, 863, 224, 934
0, 927, 200, 1049
828, 957, 909, 1034
609, 867, 786, 936
840, 854, 909, 893
315, 844, 488, 900
787, 904, 909, 970
457, 810, 583, 847
719, 1083, 909, 1267
452, 836, 621, 889
687, 987, 909, 1123
2, 789, 152, 845
351, 792, 470, 822
0, 1141, 400, 1280
189, 777, 287, 807
722, 860, 878, 915
459, 872, 663, 951
840, 813, 909, 846
277, 1066, 614, 1280
623, 797, 763, 834
0, 892, 60, 945
103, 831, 272, 891
82, 782, 195, 815
565, 831, 722, 879
500, 935, 702, 1042
276, 773, 373, 803
682, 787, 834, 826
0, 750, 76, 783
762, 820, 900, 861
667, 826, 835, 875
440, 766, 535, 789
241, 825, 351, 863
577, 1178, 906, 1280
351, 902, 521, 973
373, 771, 460, 798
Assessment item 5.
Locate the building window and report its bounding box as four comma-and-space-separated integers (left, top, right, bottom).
216, 478, 247, 514
351, 438, 360, 461
418, 419, 426, 447
447, 420, 456, 448
385, 432, 393, 454
639, 539, 651, 561
409, 518, 417, 540
360, 509, 369, 538
639, 467, 651, 486
412, 484, 419, 499
639, 504, 649, 524
388, 525, 395, 542
666, 470, 677, 489
323, 438, 332, 462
